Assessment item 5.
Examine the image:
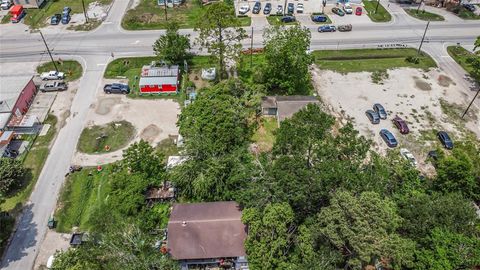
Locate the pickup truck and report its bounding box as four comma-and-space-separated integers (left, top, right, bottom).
40, 70, 65, 80
40, 81, 68, 92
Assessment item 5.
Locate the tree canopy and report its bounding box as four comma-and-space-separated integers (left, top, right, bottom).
0, 158, 26, 194
152, 21, 190, 64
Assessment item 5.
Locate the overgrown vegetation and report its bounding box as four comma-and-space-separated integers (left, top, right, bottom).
312, 48, 437, 73
362, 0, 392, 22
450, 5, 480, 20
405, 8, 444, 21
36, 60, 83, 82
77, 121, 135, 154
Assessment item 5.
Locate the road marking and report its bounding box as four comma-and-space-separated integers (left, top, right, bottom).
103, 21, 113, 24
97, 63, 107, 66
441, 55, 450, 58
132, 40, 140, 45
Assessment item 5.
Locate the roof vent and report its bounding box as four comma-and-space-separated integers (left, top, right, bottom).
182, 221, 187, 226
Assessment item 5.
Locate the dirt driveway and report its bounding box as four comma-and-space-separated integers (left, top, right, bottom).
72, 79, 181, 166
312, 66, 480, 173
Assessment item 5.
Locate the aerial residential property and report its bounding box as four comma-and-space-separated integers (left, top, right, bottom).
0, 0, 479, 269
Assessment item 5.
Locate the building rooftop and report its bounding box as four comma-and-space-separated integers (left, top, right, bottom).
0, 76, 33, 113
261, 96, 320, 122
141, 65, 179, 77
167, 201, 247, 260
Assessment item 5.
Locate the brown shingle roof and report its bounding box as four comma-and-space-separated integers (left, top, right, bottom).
167, 201, 247, 260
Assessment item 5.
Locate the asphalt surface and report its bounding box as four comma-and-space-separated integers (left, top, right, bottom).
0, 0, 479, 269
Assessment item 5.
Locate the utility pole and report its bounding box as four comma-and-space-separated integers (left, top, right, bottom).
284, 0, 287, 15
416, 0, 424, 13
164, 0, 168, 21
375, 0, 380, 14
462, 89, 480, 119
81, 0, 89, 23
250, 27, 254, 68
417, 20, 430, 55
322, 0, 326, 14
39, 31, 58, 72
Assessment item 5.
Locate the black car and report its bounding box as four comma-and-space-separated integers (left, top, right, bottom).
61, 14, 70, 24
263, 3, 272, 14
281, 15, 296, 23
437, 131, 453, 149
287, 3, 294, 14
365, 110, 380, 124
373, 103, 387, 119
462, 3, 476, 12
62, 6, 71, 16
380, 129, 398, 148
50, 14, 61, 25
252, 2, 261, 14
104, 83, 130, 94
311, 14, 328, 22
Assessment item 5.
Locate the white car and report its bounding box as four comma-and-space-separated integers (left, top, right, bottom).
0, 0, 12, 10
343, 3, 353, 14
239, 5, 250, 14
400, 148, 417, 166
40, 70, 65, 80
297, 3, 304, 13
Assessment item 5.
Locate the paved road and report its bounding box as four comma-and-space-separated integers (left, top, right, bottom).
0, 0, 479, 269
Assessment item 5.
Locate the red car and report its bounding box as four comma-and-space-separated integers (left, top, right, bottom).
355, 6, 362, 16
392, 116, 409, 134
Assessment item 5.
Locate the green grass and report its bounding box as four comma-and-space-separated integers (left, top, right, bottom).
312, 48, 437, 73
266, 15, 298, 26
405, 8, 444, 21
447, 46, 479, 81
104, 55, 213, 99
310, 13, 332, 24
77, 121, 135, 154
1, 13, 11, 24
1, 115, 58, 212
362, 0, 392, 22
24, 0, 112, 29
67, 19, 102, 31
237, 53, 266, 83
122, 0, 250, 30
252, 117, 278, 152
55, 165, 113, 232
36, 60, 83, 82
452, 6, 480, 20
156, 138, 180, 158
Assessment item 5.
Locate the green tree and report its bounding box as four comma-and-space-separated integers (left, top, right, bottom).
153, 21, 191, 64
263, 25, 312, 95
316, 191, 415, 270
195, 2, 247, 79
466, 55, 480, 79
242, 203, 296, 270
415, 228, 480, 270
122, 140, 165, 179
474, 36, 480, 51
0, 158, 26, 194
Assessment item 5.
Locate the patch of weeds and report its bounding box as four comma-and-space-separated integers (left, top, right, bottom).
412, 108, 418, 113
371, 70, 389, 84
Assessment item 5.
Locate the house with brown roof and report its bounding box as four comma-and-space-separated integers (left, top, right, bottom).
167, 201, 249, 270
261, 95, 320, 123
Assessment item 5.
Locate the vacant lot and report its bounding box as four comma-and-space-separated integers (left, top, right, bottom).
37, 60, 83, 82
252, 117, 277, 152
122, 0, 250, 30
77, 120, 136, 154
404, 9, 444, 21
362, 0, 391, 22
312, 48, 437, 73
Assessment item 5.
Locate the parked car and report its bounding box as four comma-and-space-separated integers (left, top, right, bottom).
343, 3, 353, 14
62, 6, 71, 16
297, 3, 304, 13
40, 70, 65, 80
61, 14, 70, 24
263, 3, 272, 14
10, 5, 25, 23
287, 3, 294, 14
104, 83, 130, 94
355, 6, 362, 15
0, 0, 12, 10
337, 24, 352, 32
462, 3, 476, 12
437, 131, 453, 149
427, 150, 439, 162
239, 4, 250, 14
50, 14, 61, 25
276, 5, 283, 15
281, 15, 296, 23
332, 7, 345, 16
311, 14, 328, 22
373, 103, 387, 119
400, 148, 417, 166
392, 116, 409, 134
380, 129, 398, 148
318, 25, 336, 32
365, 110, 380, 124
252, 1, 261, 14
40, 81, 68, 92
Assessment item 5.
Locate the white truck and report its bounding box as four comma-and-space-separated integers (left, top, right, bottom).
40, 70, 65, 80
39, 81, 68, 92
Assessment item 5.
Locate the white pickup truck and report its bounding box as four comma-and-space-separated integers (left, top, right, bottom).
40, 70, 65, 80
39, 81, 68, 92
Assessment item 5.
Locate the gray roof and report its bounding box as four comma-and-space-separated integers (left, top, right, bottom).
261, 96, 320, 122
141, 65, 179, 77
261, 96, 277, 109
139, 76, 178, 86
167, 201, 247, 260
0, 76, 33, 113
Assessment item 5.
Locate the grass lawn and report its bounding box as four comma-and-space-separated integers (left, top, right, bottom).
77, 121, 135, 154
36, 60, 83, 82
447, 46, 479, 81
1, 13, 11, 24
452, 6, 480, 20
362, 0, 392, 22
252, 117, 278, 152
104, 55, 213, 99
1, 115, 58, 212
24, 0, 112, 29
237, 53, 266, 83
122, 0, 250, 30
312, 48, 437, 73
405, 8, 444, 21
266, 15, 299, 26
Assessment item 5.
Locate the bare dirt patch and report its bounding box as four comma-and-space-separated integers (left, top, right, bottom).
438, 74, 455, 87
140, 124, 162, 142
414, 76, 432, 91
95, 96, 121, 115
